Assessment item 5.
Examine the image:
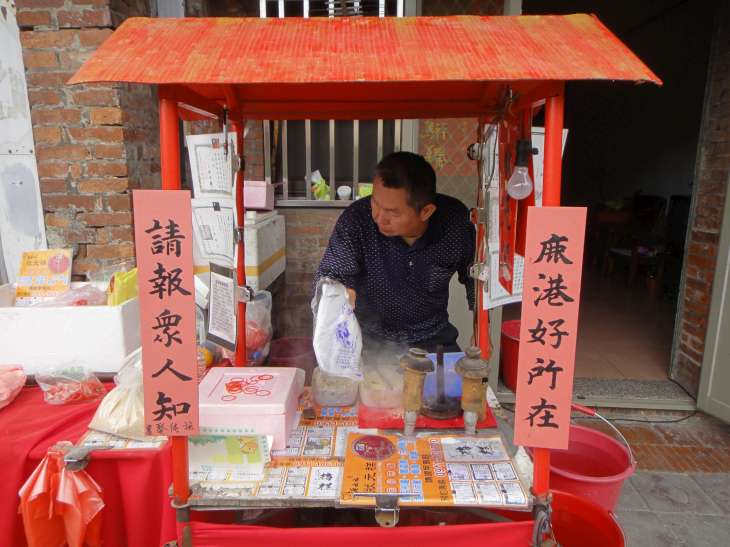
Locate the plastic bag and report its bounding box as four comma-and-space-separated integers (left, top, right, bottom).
88, 349, 145, 439
312, 278, 362, 380
31, 284, 107, 307
0, 366, 26, 410
36, 364, 106, 405
246, 290, 272, 365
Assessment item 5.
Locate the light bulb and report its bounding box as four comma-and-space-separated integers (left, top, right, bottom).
506, 166, 533, 200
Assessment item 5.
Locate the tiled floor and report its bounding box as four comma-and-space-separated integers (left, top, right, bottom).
503, 268, 677, 380
588, 413, 730, 545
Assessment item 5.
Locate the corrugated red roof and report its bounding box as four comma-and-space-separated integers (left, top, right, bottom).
69, 15, 661, 119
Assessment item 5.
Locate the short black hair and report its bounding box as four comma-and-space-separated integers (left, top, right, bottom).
375, 152, 436, 211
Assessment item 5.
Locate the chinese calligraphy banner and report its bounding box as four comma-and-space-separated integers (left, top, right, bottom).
513, 206, 586, 449
133, 190, 199, 436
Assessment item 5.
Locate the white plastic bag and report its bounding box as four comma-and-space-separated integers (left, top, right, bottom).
312, 278, 362, 380
88, 349, 146, 439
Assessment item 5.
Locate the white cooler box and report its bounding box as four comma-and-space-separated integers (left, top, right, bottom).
244, 211, 286, 290
0, 282, 140, 375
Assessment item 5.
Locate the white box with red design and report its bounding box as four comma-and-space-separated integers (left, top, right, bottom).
198, 366, 304, 450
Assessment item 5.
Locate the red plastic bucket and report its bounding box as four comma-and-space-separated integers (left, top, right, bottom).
549, 425, 636, 512
269, 337, 316, 385
551, 490, 625, 546
500, 320, 520, 392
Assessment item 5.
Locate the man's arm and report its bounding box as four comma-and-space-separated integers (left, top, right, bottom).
457, 219, 477, 311
314, 208, 363, 295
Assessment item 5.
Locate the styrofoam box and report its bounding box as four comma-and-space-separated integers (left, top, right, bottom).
0, 282, 140, 375
199, 366, 304, 450
243, 211, 286, 290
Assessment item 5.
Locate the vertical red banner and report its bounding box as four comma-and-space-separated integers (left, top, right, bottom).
133, 190, 199, 437
498, 119, 520, 295
513, 206, 586, 449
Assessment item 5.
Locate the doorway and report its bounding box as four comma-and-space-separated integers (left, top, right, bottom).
497, 0, 716, 407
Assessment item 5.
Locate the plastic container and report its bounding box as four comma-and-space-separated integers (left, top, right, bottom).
500, 320, 520, 392
548, 424, 636, 512
269, 337, 316, 385
359, 364, 403, 408
312, 367, 358, 407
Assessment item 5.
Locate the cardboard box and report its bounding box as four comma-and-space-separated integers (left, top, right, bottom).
243, 212, 286, 290
243, 180, 275, 211
0, 282, 140, 375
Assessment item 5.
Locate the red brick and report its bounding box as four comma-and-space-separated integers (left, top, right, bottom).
105, 194, 131, 211
57, 49, 95, 71
68, 126, 123, 143
94, 143, 125, 158
687, 253, 716, 270
48, 227, 96, 244
31, 107, 82, 126
78, 211, 132, 226
654, 425, 701, 447
28, 89, 63, 106
72, 258, 100, 276
78, 28, 112, 47
43, 194, 98, 211
90, 107, 122, 125
58, 9, 111, 28
20, 30, 76, 49
16, 0, 65, 7
36, 144, 89, 162
633, 444, 671, 471
26, 71, 77, 88
37, 161, 82, 179
33, 126, 62, 145
16, 10, 53, 27
40, 179, 68, 194
23, 50, 58, 70
616, 425, 663, 445
77, 178, 129, 193
71, 88, 118, 107
44, 213, 72, 228
72, 0, 109, 5
86, 243, 134, 259
97, 226, 134, 244
86, 161, 128, 177
690, 230, 720, 244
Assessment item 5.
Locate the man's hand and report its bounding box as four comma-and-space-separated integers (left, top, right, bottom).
346, 288, 357, 309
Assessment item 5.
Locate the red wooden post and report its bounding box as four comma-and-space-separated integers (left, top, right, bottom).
159, 93, 190, 505
532, 83, 566, 497
232, 119, 247, 366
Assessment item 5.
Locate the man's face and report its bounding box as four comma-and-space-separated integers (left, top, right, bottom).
371, 176, 435, 238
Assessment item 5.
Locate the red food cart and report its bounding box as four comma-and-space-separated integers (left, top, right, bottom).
70, 13, 660, 546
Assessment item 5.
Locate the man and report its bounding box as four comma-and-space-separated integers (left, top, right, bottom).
315, 151, 475, 352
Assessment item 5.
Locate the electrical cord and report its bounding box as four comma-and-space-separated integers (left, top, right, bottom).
498, 402, 699, 424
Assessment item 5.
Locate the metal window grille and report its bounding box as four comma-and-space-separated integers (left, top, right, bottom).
259, 0, 406, 206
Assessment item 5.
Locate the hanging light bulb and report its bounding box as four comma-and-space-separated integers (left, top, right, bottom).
506, 139, 534, 200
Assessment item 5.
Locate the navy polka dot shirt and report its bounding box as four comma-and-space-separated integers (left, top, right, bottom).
315, 194, 476, 345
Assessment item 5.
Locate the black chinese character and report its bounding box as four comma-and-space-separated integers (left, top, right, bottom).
152, 358, 192, 382
526, 398, 559, 428
152, 309, 183, 347
455, 445, 472, 456
145, 219, 186, 257
533, 273, 574, 307
320, 472, 333, 481
528, 318, 569, 349
148, 263, 191, 299
152, 391, 191, 421
527, 358, 564, 390
535, 234, 573, 264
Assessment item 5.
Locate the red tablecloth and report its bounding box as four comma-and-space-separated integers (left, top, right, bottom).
0, 386, 176, 547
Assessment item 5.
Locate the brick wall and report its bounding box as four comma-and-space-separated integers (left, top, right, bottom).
18, 0, 157, 280
671, 3, 730, 395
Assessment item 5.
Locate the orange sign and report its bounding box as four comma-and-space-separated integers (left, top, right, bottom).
513, 207, 586, 449
15, 249, 72, 305
133, 190, 199, 436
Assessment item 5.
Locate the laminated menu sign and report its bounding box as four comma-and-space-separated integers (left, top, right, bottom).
133, 190, 199, 436
15, 249, 72, 305
513, 207, 586, 450
340, 433, 528, 509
